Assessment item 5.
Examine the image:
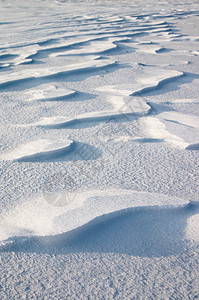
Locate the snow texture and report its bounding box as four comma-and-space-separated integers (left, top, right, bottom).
0, 0, 199, 298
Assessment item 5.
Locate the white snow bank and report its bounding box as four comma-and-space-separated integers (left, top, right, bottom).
0, 57, 115, 86
140, 116, 189, 149
1, 139, 73, 161
0, 189, 188, 244
25, 83, 76, 101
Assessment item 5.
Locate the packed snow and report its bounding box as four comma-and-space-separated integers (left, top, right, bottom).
0, 0, 199, 298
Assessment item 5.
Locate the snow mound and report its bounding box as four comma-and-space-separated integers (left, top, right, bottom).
2, 139, 74, 161
0, 189, 188, 244
25, 83, 76, 102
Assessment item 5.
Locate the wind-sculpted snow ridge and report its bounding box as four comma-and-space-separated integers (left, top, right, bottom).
16, 68, 183, 130
1, 139, 102, 162
140, 116, 189, 149
0, 188, 189, 245
141, 106, 199, 149
0, 57, 117, 88
0, 14, 173, 68
24, 83, 96, 102
19, 94, 149, 129
24, 83, 76, 102
1, 189, 199, 259
1, 139, 74, 162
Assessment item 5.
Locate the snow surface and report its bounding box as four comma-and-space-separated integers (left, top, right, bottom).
1, 139, 74, 161
0, 0, 199, 298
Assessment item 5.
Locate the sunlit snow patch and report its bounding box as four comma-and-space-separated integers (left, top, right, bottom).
25, 83, 76, 102
0, 189, 189, 244
2, 139, 74, 161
